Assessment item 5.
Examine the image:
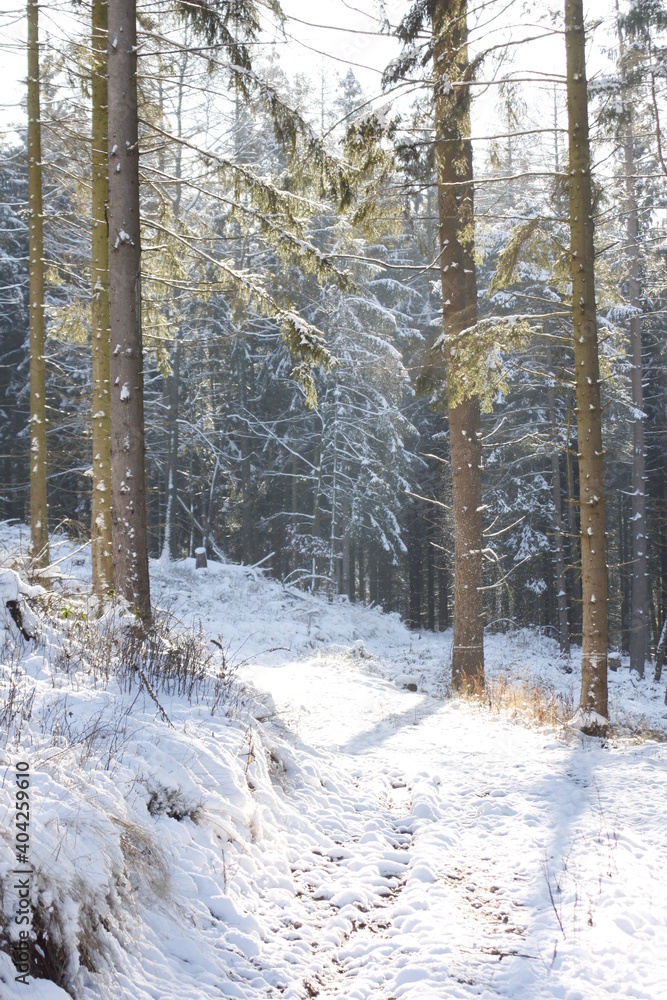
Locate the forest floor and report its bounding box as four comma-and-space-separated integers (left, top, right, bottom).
1, 522, 666, 999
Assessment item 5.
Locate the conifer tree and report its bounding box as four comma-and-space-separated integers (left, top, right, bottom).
432, 0, 485, 688
614, 0, 666, 673
27, 0, 49, 568
91, 0, 113, 595
565, 0, 609, 727
384, 0, 491, 686
620, 64, 648, 678
108, 0, 150, 616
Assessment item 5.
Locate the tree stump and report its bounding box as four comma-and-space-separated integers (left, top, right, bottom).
608, 652, 622, 672
0, 569, 44, 639
195, 547, 207, 570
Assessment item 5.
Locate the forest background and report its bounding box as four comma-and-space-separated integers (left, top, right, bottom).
0, 0, 665, 725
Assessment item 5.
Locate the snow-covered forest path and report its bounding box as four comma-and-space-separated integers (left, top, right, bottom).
151, 557, 667, 999
2, 541, 666, 1000
244, 654, 667, 999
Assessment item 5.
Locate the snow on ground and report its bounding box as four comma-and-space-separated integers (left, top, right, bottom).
1, 522, 666, 999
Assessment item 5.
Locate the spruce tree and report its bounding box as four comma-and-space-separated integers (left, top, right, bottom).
27, 0, 49, 568
91, 0, 113, 596
565, 0, 609, 728
108, 0, 151, 616
432, 0, 485, 688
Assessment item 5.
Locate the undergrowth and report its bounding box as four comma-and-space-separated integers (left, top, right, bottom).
0, 583, 238, 994
0, 591, 237, 754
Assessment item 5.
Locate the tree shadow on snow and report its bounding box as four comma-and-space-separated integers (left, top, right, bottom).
337, 693, 444, 757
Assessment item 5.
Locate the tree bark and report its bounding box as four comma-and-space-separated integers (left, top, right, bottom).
161, 336, 180, 560
369, 541, 379, 607
160, 56, 187, 563
427, 538, 436, 631
312, 439, 322, 592
342, 495, 350, 598
433, 0, 484, 688
91, 0, 113, 594
328, 387, 339, 596
619, 489, 629, 650
381, 555, 393, 611
27, 0, 48, 569
565, 0, 608, 725
548, 95, 570, 657
565, 401, 582, 641
108, 0, 151, 618
438, 564, 449, 631
408, 517, 422, 628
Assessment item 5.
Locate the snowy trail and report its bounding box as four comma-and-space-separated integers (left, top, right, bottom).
151, 555, 667, 999
245, 654, 667, 999
2, 539, 666, 1000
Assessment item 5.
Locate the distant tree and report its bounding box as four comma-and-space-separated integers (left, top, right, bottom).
615, 0, 667, 672
0, 144, 29, 522
334, 69, 364, 126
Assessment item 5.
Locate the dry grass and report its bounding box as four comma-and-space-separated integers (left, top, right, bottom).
453, 670, 667, 743
38, 592, 238, 716
0, 587, 238, 760
456, 672, 575, 729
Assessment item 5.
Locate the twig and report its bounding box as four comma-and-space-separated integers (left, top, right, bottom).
543, 861, 566, 939
139, 669, 174, 728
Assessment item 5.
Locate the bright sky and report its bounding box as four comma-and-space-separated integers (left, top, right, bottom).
278, 0, 403, 88
0, 0, 620, 150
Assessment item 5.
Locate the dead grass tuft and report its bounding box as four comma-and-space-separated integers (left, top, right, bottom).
456, 672, 574, 728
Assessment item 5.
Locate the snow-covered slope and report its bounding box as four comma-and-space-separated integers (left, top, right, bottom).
1, 524, 666, 999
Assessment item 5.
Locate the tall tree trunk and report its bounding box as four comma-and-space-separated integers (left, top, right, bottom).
188, 449, 194, 556
382, 556, 393, 611
427, 538, 436, 631
547, 343, 570, 656
369, 541, 379, 606
161, 336, 180, 560
291, 449, 298, 522
433, 0, 484, 688
27, 0, 48, 568
160, 53, 187, 563
660, 465, 667, 661
108, 0, 150, 617
91, 0, 113, 594
438, 563, 449, 631
408, 518, 422, 628
622, 131, 648, 676
619, 490, 629, 650
565, 0, 608, 727
342, 495, 350, 597
547, 113, 570, 656
311, 439, 322, 592
328, 388, 339, 596
566, 401, 582, 640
